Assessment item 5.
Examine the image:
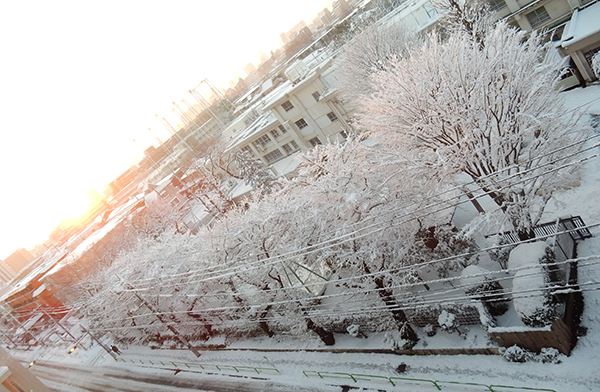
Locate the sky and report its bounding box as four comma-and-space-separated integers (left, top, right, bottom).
0, 0, 334, 260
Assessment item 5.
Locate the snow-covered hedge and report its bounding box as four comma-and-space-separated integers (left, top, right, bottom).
508, 242, 559, 327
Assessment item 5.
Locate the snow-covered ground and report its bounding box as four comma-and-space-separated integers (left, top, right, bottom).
11, 85, 600, 392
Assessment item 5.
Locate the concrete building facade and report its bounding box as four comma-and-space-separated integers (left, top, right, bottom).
2, 249, 33, 275
225, 57, 353, 175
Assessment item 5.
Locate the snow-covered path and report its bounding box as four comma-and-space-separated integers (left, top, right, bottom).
17, 339, 599, 392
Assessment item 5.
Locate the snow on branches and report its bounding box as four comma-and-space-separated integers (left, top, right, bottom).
334, 21, 421, 105
358, 22, 587, 236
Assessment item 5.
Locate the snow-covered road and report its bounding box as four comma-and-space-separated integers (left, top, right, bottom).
18, 341, 598, 392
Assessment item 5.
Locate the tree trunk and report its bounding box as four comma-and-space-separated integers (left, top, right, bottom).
373, 276, 418, 347
258, 306, 275, 338
305, 318, 335, 346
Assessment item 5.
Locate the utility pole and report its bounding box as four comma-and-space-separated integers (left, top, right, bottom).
80, 325, 116, 359
117, 276, 201, 357
40, 308, 80, 346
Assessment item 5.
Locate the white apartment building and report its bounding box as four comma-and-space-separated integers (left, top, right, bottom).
225, 56, 353, 176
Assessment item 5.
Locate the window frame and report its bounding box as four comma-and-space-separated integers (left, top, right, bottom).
263, 149, 284, 163
295, 118, 308, 129
488, 0, 507, 12
308, 137, 322, 147
281, 100, 294, 112
526, 6, 550, 28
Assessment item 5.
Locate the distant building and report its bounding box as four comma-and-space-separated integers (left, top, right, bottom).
284, 27, 314, 59
332, 0, 352, 20
258, 50, 270, 64
3, 249, 33, 274
2, 253, 68, 322
243, 62, 257, 76
310, 7, 335, 32
280, 20, 310, 45
0, 262, 15, 284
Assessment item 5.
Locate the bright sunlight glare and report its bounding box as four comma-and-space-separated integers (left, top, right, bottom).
0, 0, 333, 260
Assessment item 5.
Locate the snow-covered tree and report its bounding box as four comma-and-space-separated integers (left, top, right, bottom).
358, 22, 586, 237
235, 151, 278, 196
334, 20, 421, 105
432, 0, 494, 47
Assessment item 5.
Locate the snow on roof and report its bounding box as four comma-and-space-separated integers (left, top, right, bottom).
32, 283, 46, 297
225, 111, 279, 151
270, 153, 302, 177
560, 1, 600, 49
0, 252, 68, 300
261, 78, 273, 93
262, 57, 334, 110
261, 81, 293, 110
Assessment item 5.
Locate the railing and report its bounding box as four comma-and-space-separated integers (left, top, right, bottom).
304, 370, 558, 391
488, 216, 591, 245
114, 357, 279, 375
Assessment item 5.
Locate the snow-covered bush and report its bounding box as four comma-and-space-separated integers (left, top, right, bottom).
592, 52, 600, 78
405, 225, 477, 279
423, 324, 437, 337
539, 347, 562, 364
438, 310, 459, 332
346, 324, 367, 338
461, 265, 509, 316
501, 345, 533, 362
487, 235, 515, 269
509, 242, 559, 327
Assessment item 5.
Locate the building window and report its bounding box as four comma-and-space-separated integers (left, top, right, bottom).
253, 134, 272, 151
282, 140, 300, 154
263, 149, 283, 163
282, 100, 294, 112
282, 143, 293, 154
270, 128, 281, 139
327, 111, 338, 122
278, 124, 287, 134
241, 146, 253, 156
526, 6, 550, 29
584, 47, 600, 68
340, 130, 348, 139
488, 0, 507, 11
312, 91, 321, 102
295, 118, 308, 129
308, 137, 322, 147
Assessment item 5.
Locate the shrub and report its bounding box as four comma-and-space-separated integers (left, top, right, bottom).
501, 345, 532, 362
539, 347, 562, 364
